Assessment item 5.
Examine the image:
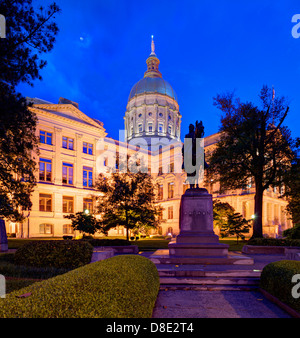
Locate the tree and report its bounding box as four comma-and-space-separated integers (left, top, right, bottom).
283, 147, 300, 225
95, 170, 163, 241
213, 199, 235, 232
0, 0, 60, 222
64, 212, 104, 237
220, 212, 251, 244
206, 86, 298, 238
0, 0, 61, 87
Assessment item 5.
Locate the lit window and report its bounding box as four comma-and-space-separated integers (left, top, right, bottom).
63, 196, 74, 213
168, 182, 174, 199
39, 194, 52, 212
62, 136, 74, 150
40, 130, 52, 145
158, 184, 163, 200
63, 224, 74, 234
168, 207, 173, 219
83, 167, 93, 188
83, 198, 93, 213
39, 158, 52, 182
83, 142, 93, 155
39, 223, 53, 234
62, 163, 74, 185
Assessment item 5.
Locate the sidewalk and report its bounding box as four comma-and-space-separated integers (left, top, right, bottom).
140, 252, 294, 318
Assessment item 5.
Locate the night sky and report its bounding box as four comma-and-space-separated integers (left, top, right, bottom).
17, 0, 300, 141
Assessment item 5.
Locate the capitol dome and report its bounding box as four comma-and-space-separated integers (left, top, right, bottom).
124, 37, 181, 146
128, 77, 177, 102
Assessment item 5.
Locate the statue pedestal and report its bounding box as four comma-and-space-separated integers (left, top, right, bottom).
168, 188, 229, 258
150, 188, 253, 265
0, 220, 8, 252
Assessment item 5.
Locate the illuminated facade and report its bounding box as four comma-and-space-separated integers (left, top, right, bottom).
7, 39, 292, 239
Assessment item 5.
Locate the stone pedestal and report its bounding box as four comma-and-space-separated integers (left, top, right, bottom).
150, 188, 253, 265
0, 219, 8, 252
168, 188, 229, 258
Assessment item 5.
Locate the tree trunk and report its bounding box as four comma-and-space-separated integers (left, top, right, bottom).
252, 185, 264, 238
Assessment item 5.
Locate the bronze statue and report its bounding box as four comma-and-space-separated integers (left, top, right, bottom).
182, 120, 208, 189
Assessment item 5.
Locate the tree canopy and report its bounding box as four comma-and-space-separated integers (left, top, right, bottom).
95, 167, 163, 241
0, 0, 60, 222
206, 86, 298, 238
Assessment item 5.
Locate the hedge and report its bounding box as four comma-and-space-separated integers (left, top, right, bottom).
82, 238, 131, 247
14, 240, 93, 269
260, 260, 300, 314
248, 238, 300, 247
0, 255, 160, 318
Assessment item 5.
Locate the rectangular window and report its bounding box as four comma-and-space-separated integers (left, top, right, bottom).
83, 142, 93, 155
39, 194, 52, 212
158, 184, 163, 200
169, 162, 174, 173
63, 224, 74, 234
62, 163, 73, 185
148, 123, 153, 133
83, 166, 93, 188
39, 223, 53, 234
168, 206, 173, 219
62, 136, 74, 150
39, 158, 52, 182
168, 125, 172, 134
63, 196, 74, 213
168, 182, 174, 199
158, 166, 163, 176
40, 130, 52, 145
83, 198, 93, 213
138, 124, 143, 133
158, 123, 163, 133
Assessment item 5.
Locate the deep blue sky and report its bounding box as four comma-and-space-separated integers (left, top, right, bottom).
17, 0, 300, 141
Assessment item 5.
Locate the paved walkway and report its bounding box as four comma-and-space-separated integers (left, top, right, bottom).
152, 289, 291, 318
140, 252, 294, 318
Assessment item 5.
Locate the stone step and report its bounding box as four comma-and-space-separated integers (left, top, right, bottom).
158, 269, 261, 278
159, 276, 260, 286
159, 284, 260, 291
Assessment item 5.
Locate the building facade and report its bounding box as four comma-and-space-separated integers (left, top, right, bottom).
6, 39, 292, 239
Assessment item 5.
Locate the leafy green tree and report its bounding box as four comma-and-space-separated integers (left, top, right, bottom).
283, 150, 300, 225
0, 0, 61, 87
95, 170, 163, 241
206, 86, 298, 238
64, 212, 104, 237
0, 0, 60, 222
220, 212, 251, 243
213, 199, 235, 232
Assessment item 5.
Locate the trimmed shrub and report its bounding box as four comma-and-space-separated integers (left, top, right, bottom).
83, 238, 131, 247
0, 255, 160, 318
283, 224, 300, 239
260, 260, 300, 314
248, 238, 300, 247
14, 240, 93, 269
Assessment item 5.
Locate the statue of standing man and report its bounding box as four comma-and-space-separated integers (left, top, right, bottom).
182, 120, 208, 189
